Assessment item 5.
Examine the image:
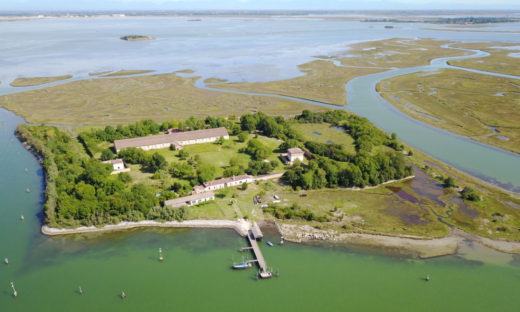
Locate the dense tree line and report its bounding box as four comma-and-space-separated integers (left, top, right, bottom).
18, 126, 189, 227
240, 112, 301, 140
283, 151, 412, 190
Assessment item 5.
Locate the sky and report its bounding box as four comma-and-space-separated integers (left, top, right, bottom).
1, 0, 519, 11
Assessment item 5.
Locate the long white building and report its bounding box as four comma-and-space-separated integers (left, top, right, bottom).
114, 127, 229, 153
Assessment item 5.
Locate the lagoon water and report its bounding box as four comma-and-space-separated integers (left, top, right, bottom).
1, 17, 520, 311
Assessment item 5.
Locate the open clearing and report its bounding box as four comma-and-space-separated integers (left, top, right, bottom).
378, 69, 520, 154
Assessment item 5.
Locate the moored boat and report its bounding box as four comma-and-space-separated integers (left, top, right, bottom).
232, 262, 253, 270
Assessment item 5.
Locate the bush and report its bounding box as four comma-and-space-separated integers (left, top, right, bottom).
242, 139, 271, 160
237, 132, 249, 142
443, 177, 456, 188
100, 149, 115, 161
461, 187, 480, 201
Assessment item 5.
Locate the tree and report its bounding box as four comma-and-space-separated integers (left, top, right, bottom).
241, 182, 248, 190
215, 136, 225, 145
278, 139, 301, 151
243, 139, 271, 160
237, 132, 249, 142
100, 149, 115, 161
223, 166, 245, 177
246, 160, 275, 175
147, 152, 167, 172
240, 114, 260, 132
117, 172, 133, 184
118, 147, 149, 164
169, 161, 196, 179
80, 159, 111, 186
461, 187, 480, 201
178, 149, 189, 160
197, 164, 217, 183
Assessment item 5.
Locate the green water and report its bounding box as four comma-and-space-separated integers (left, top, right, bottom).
1, 108, 520, 311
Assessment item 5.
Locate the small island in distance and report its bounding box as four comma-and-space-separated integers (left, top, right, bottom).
120, 35, 156, 41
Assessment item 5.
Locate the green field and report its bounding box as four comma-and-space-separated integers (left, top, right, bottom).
151, 134, 285, 178
291, 122, 356, 152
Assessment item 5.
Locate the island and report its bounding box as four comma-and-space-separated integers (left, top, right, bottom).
16, 108, 520, 258
120, 35, 156, 41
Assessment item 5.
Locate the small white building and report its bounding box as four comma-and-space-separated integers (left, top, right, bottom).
102, 158, 129, 174
199, 175, 254, 192
287, 147, 305, 164
164, 191, 215, 208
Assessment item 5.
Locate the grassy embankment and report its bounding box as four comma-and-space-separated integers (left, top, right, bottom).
10, 75, 72, 87
378, 69, 520, 154
212, 38, 470, 106
0, 74, 327, 125
448, 42, 520, 76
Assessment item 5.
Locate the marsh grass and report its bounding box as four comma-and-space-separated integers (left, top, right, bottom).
214, 60, 385, 106
449, 42, 520, 76
379, 69, 520, 154
0, 74, 327, 125
10, 75, 72, 87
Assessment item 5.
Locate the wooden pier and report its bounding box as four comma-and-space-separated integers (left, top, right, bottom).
245, 223, 272, 278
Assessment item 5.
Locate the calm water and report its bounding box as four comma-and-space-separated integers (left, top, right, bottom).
1, 18, 520, 311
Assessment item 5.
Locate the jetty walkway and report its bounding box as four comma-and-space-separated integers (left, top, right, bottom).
245, 222, 272, 279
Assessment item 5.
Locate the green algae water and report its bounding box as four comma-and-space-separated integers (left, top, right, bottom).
1, 108, 520, 311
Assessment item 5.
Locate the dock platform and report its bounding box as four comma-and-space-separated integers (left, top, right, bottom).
245, 225, 272, 279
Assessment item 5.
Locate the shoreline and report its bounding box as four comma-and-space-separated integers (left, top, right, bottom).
41, 217, 520, 259
278, 223, 520, 258
42, 219, 251, 237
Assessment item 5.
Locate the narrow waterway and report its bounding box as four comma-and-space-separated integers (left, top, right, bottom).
197, 46, 520, 193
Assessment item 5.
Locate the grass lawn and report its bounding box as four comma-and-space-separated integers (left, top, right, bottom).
379, 68, 520, 154
121, 134, 285, 188
291, 122, 356, 153
186, 183, 266, 220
